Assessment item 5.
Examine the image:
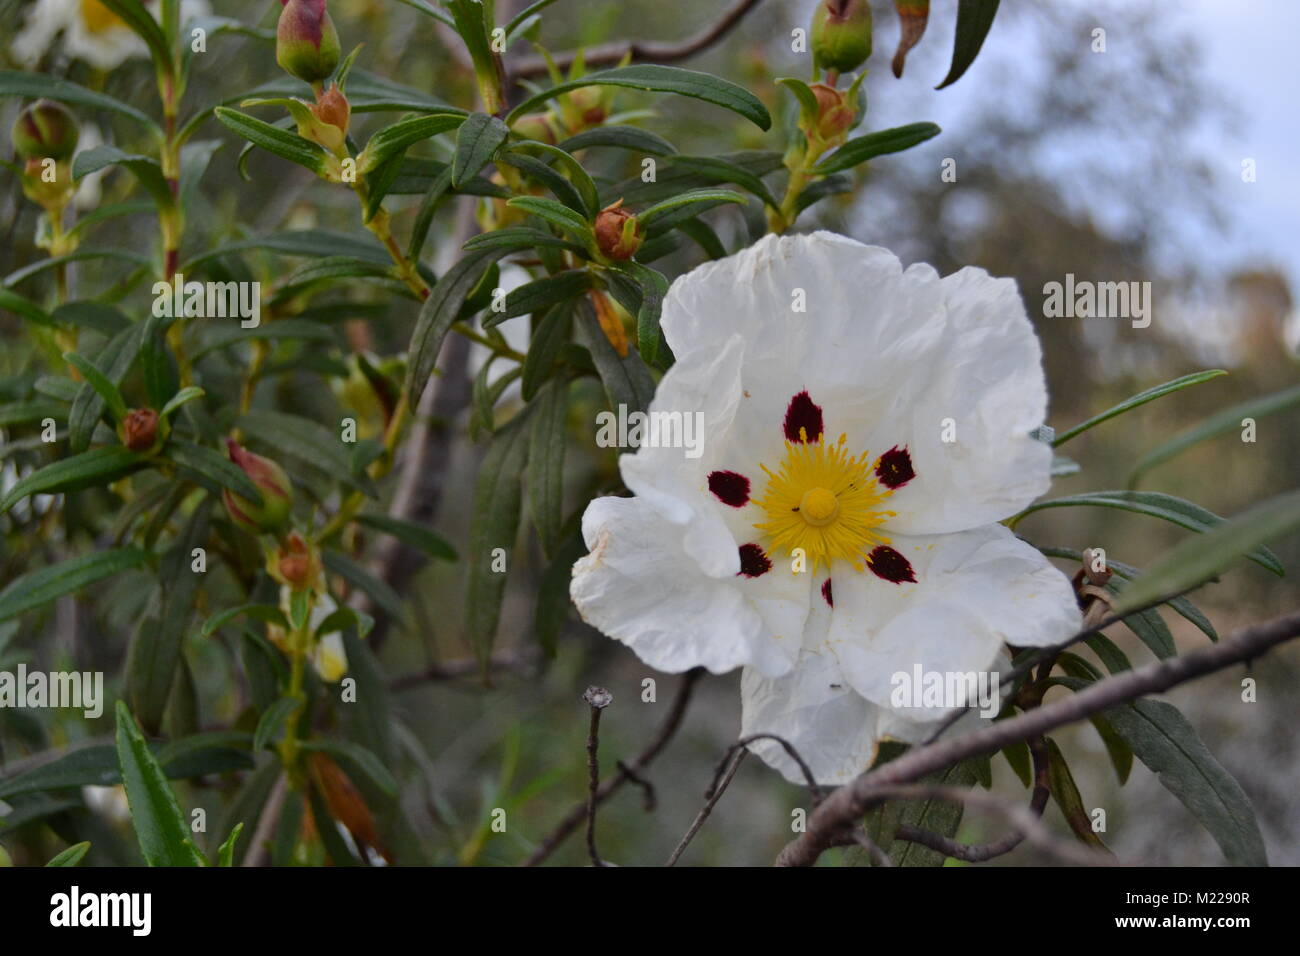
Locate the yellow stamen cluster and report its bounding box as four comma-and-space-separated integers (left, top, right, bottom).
753, 431, 895, 573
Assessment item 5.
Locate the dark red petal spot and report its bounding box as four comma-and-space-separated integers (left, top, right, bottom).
708, 470, 751, 507
783, 391, 824, 444
867, 546, 917, 584
737, 543, 772, 578
875, 445, 915, 490
821, 578, 834, 608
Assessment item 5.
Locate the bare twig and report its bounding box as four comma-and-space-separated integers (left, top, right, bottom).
582, 686, 613, 867
666, 749, 747, 866
617, 760, 657, 812
709, 733, 822, 802
509, 0, 768, 80
523, 668, 704, 866
850, 828, 894, 867
241, 772, 288, 868
776, 610, 1300, 866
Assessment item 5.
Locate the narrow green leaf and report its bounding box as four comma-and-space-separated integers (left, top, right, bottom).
254, 697, 301, 752
1053, 370, 1228, 448
69, 321, 146, 452
214, 107, 328, 175
936, 0, 1001, 89
321, 550, 405, 623
506, 195, 594, 243
72, 146, 173, 209
159, 386, 205, 419
888, 758, 979, 866
357, 112, 465, 174
63, 352, 128, 421
355, 513, 457, 561
1129, 383, 1300, 486
115, 701, 208, 867
0, 447, 144, 516
0, 547, 149, 622
199, 603, 288, 637
1044, 737, 1111, 850
812, 122, 941, 175
238, 409, 378, 498
452, 112, 510, 187
1115, 489, 1300, 614
638, 186, 749, 229
661, 157, 777, 210
462, 226, 587, 256
216, 823, 243, 867
467, 410, 532, 667
485, 270, 592, 327
300, 739, 397, 797
0, 70, 160, 132
574, 299, 656, 415
528, 378, 569, 556
534, 527, 586, 656
521, 302, 573, 400
507, 64, 772, 131
45, 842, 92, 867
559, 125, 676, 157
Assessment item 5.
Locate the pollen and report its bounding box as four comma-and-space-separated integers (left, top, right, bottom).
753, 431, 896, 573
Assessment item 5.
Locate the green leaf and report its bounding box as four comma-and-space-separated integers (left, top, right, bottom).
936, 0, 1001, 89
216, 823, 243, 867
72, 146, 173, 209
355, 513, 457, 561
322, 550, 405, 623
1084, 633, 1133, 674
507, 141, 601, 218
1091, 713, 1134, 785
607, 261, 670, 368
97, 0, 172, 74
534, 528, 586, 656
1052, 370, 1228, 448
452, 112, 510, 187
69, 321, 146, 452
391, 0, 455, 27
0, 70, 160, 132
776, 76, 819, 125
45, 842, 91, 867
1014, 491, 1283, 575
1043, 737, 1111, 851
165, 439, 261, 505
62, 352, 128, 421
1100, 695, 1267, 866
484, 270, 592, 328
521, 302, 573, 400
238, 409, 378, 498
528, 378, 569, 557
315, 605, 374, 640
0, 287, 52, 326
253, 697, 301, 752
498, 151, 588, 217
189, 318, 336, 359
661, 157, 777, 210
574, 299, 656, 415
125, 499, 212, 733
183, 229, 389, 271
198, 603, 288, 637
214, 107, 328, 176
115, 701, 208, 867
406, 165, 454, 261
507, 64, 772, 131
1129, 383, 1300, 486
0, 447, 144, 516
357, 112, 466, 174
1114, 489, 1300, 615
462, 226, 587, 257
506, 195, 595, 244
505, 0, 560, 36
638, 186, 749, 229
467, 410, 532, 668
405, 248, 511, 408
0, 548, 150, 623
1000, 737, 1032, 788
299, 739, 397, 797
888, 758, 979, 866
559, 125, 676, 157
812, 122, 942, 175
159, 386, 205, 419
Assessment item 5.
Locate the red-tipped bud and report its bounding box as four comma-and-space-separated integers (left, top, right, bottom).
122, 408, 160, 452
312, 84, 350, 134
594, 200, 643, 261
808, 83, 856, 145
274, 531, 321, 590
222, 438, 293, 534
11, 99, 79, 160
277, 0, 342, 85
812, 0, 873, 75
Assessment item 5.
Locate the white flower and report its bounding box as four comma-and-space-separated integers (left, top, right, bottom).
275, 586, 350, 683
570, 232, 1082, 785
12, 0, 210, 72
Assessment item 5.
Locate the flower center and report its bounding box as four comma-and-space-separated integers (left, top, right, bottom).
81, 0, 126, 35
798, 487, 839, 526
753, 431, 896, 573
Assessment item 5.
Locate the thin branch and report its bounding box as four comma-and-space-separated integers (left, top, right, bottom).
850, 828, 894, 867
582, 686, 613, 867
666, 749, 747, 866
523, 668, 703, 866
709, 733, 822, 802
241, 772, 288, 868
776, 609, 1300, 867
617, 760, 657, 812
508, 0, 768, 80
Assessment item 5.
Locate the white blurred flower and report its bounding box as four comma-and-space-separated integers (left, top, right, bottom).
274, 586, 350, 683
11, 0, 210, 71
570, 232, 1081, 785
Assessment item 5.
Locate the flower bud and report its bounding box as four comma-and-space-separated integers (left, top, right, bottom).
559, 86, 607, 132
812, 0, 873, 76
11, 99, 79, 161
312, 84, 350, 135
276, 0, 341, 85
511, 112, 559, 145
222, 438, 293, 534
272, 531, 321, 590
808, 83, 856, 146
122, 408, 160, 452
594, 200, 642, 261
